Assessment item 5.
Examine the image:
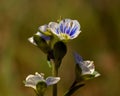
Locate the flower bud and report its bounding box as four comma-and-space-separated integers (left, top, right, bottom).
53, 41, 67, 68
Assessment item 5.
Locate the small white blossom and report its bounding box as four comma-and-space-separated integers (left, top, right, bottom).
28, 31, 50, 46
24, 72, 60, 90
74, 53, 100, 78
80, 61, 100, 77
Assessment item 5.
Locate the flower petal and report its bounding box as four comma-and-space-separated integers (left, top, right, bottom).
93, 71, 101, 77
46, 77, 60, 86
38, 24, 48, 32
28, 37, 37, 45
73, 52, 83, 64
25, 84, 36, 89
69, 20, 81, 39
25, 74, 37, 89
24, 72, 45, 89
80, 64, 91, 75
83, 61, 95, 74
25, 81, 36, 89
48, 22, 59, 36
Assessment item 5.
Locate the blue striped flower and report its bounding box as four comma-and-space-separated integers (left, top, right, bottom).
48, 19, 81, 40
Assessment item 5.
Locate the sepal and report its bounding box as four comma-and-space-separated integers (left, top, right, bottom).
33, 35, 51, 54
53, 41, 67, 68
36, 81, 47, 96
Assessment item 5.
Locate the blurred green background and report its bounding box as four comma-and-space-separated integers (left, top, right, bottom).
0, 0, 120, 96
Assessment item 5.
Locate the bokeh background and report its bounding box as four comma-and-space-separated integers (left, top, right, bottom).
0, 0, 120, 96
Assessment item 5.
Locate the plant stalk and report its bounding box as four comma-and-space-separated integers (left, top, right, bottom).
51, 59, 58, 96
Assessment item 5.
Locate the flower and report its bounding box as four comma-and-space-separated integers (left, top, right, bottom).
28, 18, 81, 45
38, 24, 52, 36
74, 53, 100, 80
48, 19, 81, 40
24, 72, 60, 90
28, 25, 51, 46
28, 31, 50, 44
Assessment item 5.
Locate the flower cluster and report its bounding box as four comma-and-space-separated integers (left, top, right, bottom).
24, 18, 100, 96
28, 18, 81, 69
28, 18, 81, 44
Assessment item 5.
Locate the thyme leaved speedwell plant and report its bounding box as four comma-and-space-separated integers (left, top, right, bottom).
24, 18, 100, 96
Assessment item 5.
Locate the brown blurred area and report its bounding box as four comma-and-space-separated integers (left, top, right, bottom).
0, 0, 120, 96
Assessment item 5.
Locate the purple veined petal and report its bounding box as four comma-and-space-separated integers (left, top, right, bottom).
60, 23, 64, 33
48, 22, 59, 35
73, 52, 83, 64
46, 77, 60, 86
38, 24, 48, 32
65, 27, 71, 34
70, 30, 81, 39
59, 19, 71, 32
69, 20, 81, 38
64, 21, 74, 34
69, 26, 78, 36
63, 19, 72, 24
63, 26, 67, 33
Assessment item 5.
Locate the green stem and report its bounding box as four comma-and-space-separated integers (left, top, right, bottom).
35, 90, 44, 96
51, 59, 58, 96
64, 83, 85, 96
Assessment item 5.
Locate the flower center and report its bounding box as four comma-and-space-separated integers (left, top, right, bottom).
60, 33, 70, 40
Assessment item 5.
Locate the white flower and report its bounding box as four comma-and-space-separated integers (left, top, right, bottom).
28, 33, 50, 46
48, 19, 81, 40
74, 53, 100, 78
80, 61, 100, 77
24, 72, 60, 90
28, 24, 51, 45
